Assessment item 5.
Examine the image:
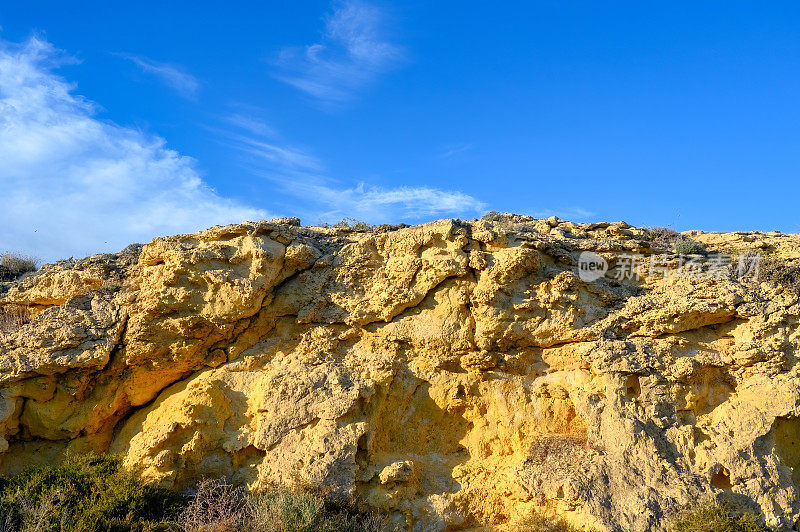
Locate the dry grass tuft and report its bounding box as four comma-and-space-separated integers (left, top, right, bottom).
0, 305, 30, 334
180, 478, 248, 532
643, 227, 680, 250
517, 512, 582, 532
0, 253, 38, 281
526, 434, 588, 466
669, 498, 764, 532
758, 257, 800, 293
179, 480, 395, 532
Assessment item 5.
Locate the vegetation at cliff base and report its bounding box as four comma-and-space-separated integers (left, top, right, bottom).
0, 454, 181, 531
181, 478, 393, 532
0, 454, 395, 532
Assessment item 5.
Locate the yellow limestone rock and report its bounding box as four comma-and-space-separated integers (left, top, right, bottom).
1, 216, 800, 530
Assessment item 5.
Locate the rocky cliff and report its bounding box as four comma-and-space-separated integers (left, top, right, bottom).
1, 215, 800, 531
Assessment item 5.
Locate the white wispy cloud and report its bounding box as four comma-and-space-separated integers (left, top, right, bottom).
234, 135, 325, 172
302, 183, 487, 222
274, 0, 403, 105
118, 53, 200, 99
224, 113, 276, 137
0, 36, 266, 261
219, 111, 485, 223
440, 143, 473, 158
530, 207, 595, 220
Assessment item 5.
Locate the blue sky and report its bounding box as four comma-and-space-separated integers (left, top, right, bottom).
2, 1, 800, 259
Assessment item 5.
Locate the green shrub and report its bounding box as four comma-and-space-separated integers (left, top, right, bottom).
102, 283, 123, 294
179, 479, 394, 532
673, 236, 707, 256
670, 499, 764, 532
326, 218, 372, 232
0, 453, 182, 531
244, 487, 392, 532
0, 455, 395, 532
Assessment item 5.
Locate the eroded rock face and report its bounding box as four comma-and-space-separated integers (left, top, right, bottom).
2, 216, 800, 531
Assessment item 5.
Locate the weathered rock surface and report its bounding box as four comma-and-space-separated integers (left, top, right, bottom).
1, 215, 800, 530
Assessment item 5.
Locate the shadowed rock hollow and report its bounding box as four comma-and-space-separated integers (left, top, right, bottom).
1, 214, 800, 531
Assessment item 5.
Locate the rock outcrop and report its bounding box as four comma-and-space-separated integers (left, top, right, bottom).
2, 215, 800, 531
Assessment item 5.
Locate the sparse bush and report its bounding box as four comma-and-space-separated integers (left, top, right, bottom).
481, 211, 503, 222
526, 434, 588, 464
101, 282, 123, 295
0, 305, 30, 334
373, 224, 409, 233
0, 453, 183, 531
325, 218, 373, 232
517, 512, 582, 532
0, 253, 38, 281
180, 478, 247, 532
670, 499, 764, 532
643, 227, 680, 250
730, 251, 800, 294
758, 257, 800, 292
243, 487, 392, 532
0, 455, 395, 532
673, 236, 707, 256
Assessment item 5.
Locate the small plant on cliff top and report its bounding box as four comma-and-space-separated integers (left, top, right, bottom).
0, 253, 38, 281
644, 226, 680, 249
325, 218, 372, 232
670, 499, 764, 532
673, 236, 707, 256
756, 256, 800, 294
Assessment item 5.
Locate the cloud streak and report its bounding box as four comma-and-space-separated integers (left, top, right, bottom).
274, 0, 403, 105
223, 113, 276, 137
219, 113, 485, 224
440, 143, 473, 159
300, 183, 487, 222
530, 207, 595, 220
118, 53, 200, 99
0, 36, 265, 260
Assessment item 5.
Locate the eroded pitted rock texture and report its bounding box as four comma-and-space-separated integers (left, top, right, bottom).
2, 216, 800, 531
